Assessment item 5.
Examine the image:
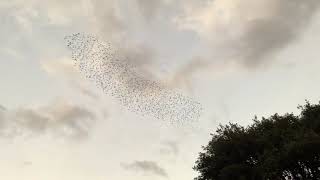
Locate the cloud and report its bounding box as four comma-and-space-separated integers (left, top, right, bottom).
41, 57, 101, 100
22, 161, 32, 167
73, 83, 100, 100
76, 0, 320, 90
41, 57, 79, 78
8, 0, 319, 92
176, 0, 320, 67
0, 105, 6, 111
87, 0, 126, 42
0, 99, 96, 139
134, 0, 173, 22
160, 141, 179, 155
0, 105, 6, 130
164, 57, 209, 90
121, 160, 168, 178
80, 1, 170, 83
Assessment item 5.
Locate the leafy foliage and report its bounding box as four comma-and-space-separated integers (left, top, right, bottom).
194, 101, 320, 180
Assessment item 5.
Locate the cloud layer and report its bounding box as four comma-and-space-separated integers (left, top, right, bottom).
0, 99, 96, 139
5, 0, 319, 91
74, 0, 320, 91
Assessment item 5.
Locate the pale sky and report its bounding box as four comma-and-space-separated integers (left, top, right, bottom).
1, 0, 320, 179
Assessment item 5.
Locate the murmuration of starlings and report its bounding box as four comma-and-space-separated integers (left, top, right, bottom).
65, 33, 202, 123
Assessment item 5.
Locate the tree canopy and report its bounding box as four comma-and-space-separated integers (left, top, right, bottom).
194, 101, 320, 180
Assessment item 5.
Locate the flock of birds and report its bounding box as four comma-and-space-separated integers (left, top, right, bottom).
65, 33, 202, 123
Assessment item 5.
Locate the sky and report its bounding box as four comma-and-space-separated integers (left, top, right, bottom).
1, 0, 320, 179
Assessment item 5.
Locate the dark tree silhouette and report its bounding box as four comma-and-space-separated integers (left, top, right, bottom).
194, 101, 320, 180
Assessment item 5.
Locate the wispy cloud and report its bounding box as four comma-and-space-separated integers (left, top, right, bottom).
41, 57, 79, 78
176, 0, 320, 67
121, 160, 168, 178
41, 57, 100, 100
0, 104, 6, 111
0, 98, 96, 139
160, 141, 180, 156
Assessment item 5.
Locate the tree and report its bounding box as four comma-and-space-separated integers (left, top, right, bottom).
194, 101, 320, 180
